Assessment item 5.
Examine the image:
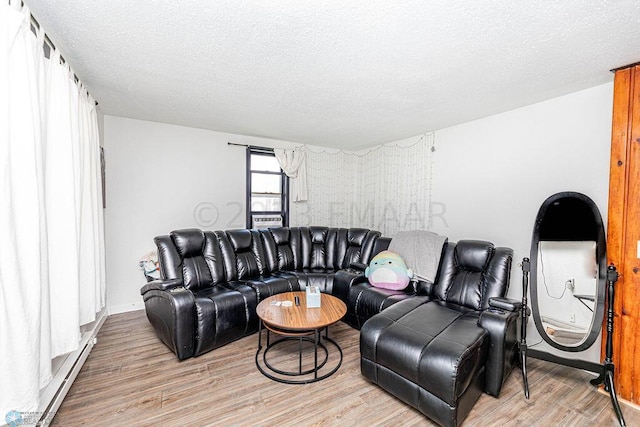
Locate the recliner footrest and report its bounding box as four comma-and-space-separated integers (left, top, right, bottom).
361, 302, 489, 427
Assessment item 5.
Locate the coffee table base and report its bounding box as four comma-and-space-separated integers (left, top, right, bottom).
255, 321, 343, 385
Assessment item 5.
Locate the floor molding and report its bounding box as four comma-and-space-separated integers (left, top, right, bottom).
37, 310, 107, 425
107, 301, 144, 315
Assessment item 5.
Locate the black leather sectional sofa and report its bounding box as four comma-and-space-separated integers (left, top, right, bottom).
141, 226, 518, 427
142, 227, 381, 360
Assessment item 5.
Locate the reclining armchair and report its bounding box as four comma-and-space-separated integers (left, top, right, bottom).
360, 240, 519, 427
140, 229, 266, 360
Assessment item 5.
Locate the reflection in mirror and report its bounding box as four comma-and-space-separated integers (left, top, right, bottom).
530, 191, 606, 353
537, 241, 597, 347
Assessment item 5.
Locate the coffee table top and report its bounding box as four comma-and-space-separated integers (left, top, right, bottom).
256, 291, 347, 331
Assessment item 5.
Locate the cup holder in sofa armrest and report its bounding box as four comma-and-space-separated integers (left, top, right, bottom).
141, 278, 184, 295
489, 297, 522, 312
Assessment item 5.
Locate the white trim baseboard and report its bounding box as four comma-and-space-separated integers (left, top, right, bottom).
36, 310, 107, 426
107, 301, 145, 315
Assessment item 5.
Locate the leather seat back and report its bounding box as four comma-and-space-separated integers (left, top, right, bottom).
155, 235, 182, 280
155, 229, 226, 291
286, 226, 380, 270
260, 227, 295, 271
218, 229, 268, 280
291, 226, 333, 269
433, 240, 513, 310
339, 228, 381, 268
156, 226, 382, 287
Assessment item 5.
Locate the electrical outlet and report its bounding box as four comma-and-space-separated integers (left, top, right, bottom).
570, 313, 575, 323
567, 278, 575, 292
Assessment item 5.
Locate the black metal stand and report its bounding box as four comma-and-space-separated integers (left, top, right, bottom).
521, 261, 626, 426
519, 257, 530, 399
589, 265, 626, 426
255, 320, 343, 385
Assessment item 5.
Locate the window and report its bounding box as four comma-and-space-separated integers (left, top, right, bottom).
246, 147, 289, 228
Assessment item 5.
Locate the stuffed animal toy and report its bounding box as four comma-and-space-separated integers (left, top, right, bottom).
365, 250, 413, 290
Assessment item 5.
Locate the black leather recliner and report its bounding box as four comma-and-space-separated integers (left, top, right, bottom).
359, 240, 518, 427
141, 229, 262, 360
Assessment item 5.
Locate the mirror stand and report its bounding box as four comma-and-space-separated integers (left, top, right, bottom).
519, 260, 626, 426
519, 257, 531, 399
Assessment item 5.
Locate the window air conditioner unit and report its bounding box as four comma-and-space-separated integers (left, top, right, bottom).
252, 214, 282, 228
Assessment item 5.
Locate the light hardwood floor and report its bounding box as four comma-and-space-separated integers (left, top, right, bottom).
52, 310, 640, 426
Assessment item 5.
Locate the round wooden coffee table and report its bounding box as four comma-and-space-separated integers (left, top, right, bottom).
255, 291, 347, 384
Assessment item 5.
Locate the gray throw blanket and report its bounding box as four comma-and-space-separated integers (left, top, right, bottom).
388, 230, 447, 284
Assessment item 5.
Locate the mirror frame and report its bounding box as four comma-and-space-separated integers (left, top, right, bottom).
530, 191, 606, 352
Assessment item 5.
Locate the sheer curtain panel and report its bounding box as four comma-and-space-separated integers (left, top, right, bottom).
0, 1, 106, 417
289, 135, 434, 236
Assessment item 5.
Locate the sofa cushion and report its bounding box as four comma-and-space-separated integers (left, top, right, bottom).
192, 285, 257, 355
362, 301, 488, 406
454, 240, 493, 272
226, 229, 265, 277
241, 275, 300, 302
173, 230, 212, 290
347, 283, 416, 329
281, 269, 335, 293
171, 228, 206, 258
297, 226, 332, 269
155, 235, 182, 280
218, 229, 270, 280
342, 229, 370, 266
261, 227, 295, 271
434, 241, 513, 310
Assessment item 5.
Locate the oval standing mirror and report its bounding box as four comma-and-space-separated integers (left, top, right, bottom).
530, 191, 606, 352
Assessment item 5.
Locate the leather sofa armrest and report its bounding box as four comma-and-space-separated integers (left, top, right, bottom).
489, 297, 522, 312
477, 307, 520, 397
140, 278, 184, 295
332, 269, 369, 303
349, 262, 368, 271
142, 287, 196, 360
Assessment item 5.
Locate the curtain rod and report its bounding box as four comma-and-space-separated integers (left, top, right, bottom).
19, 2, 99, 106
610, 60, 640, 73
227, 142, 274, 152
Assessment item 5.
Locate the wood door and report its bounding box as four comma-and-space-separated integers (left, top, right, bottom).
607, 63, 640, 404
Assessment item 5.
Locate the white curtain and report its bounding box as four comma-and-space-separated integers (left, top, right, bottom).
290, 134, 434, 236
274, 148, 307, 202
0, 1, 106, 416
290, 148, 357, 227
44, 49, 80, 357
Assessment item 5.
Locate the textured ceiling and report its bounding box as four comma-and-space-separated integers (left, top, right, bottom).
25, 1, 640, 149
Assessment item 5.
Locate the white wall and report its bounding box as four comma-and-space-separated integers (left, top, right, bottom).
103, 116, 297, 313
429, 82, 613, 361
105, 82, 614, 361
